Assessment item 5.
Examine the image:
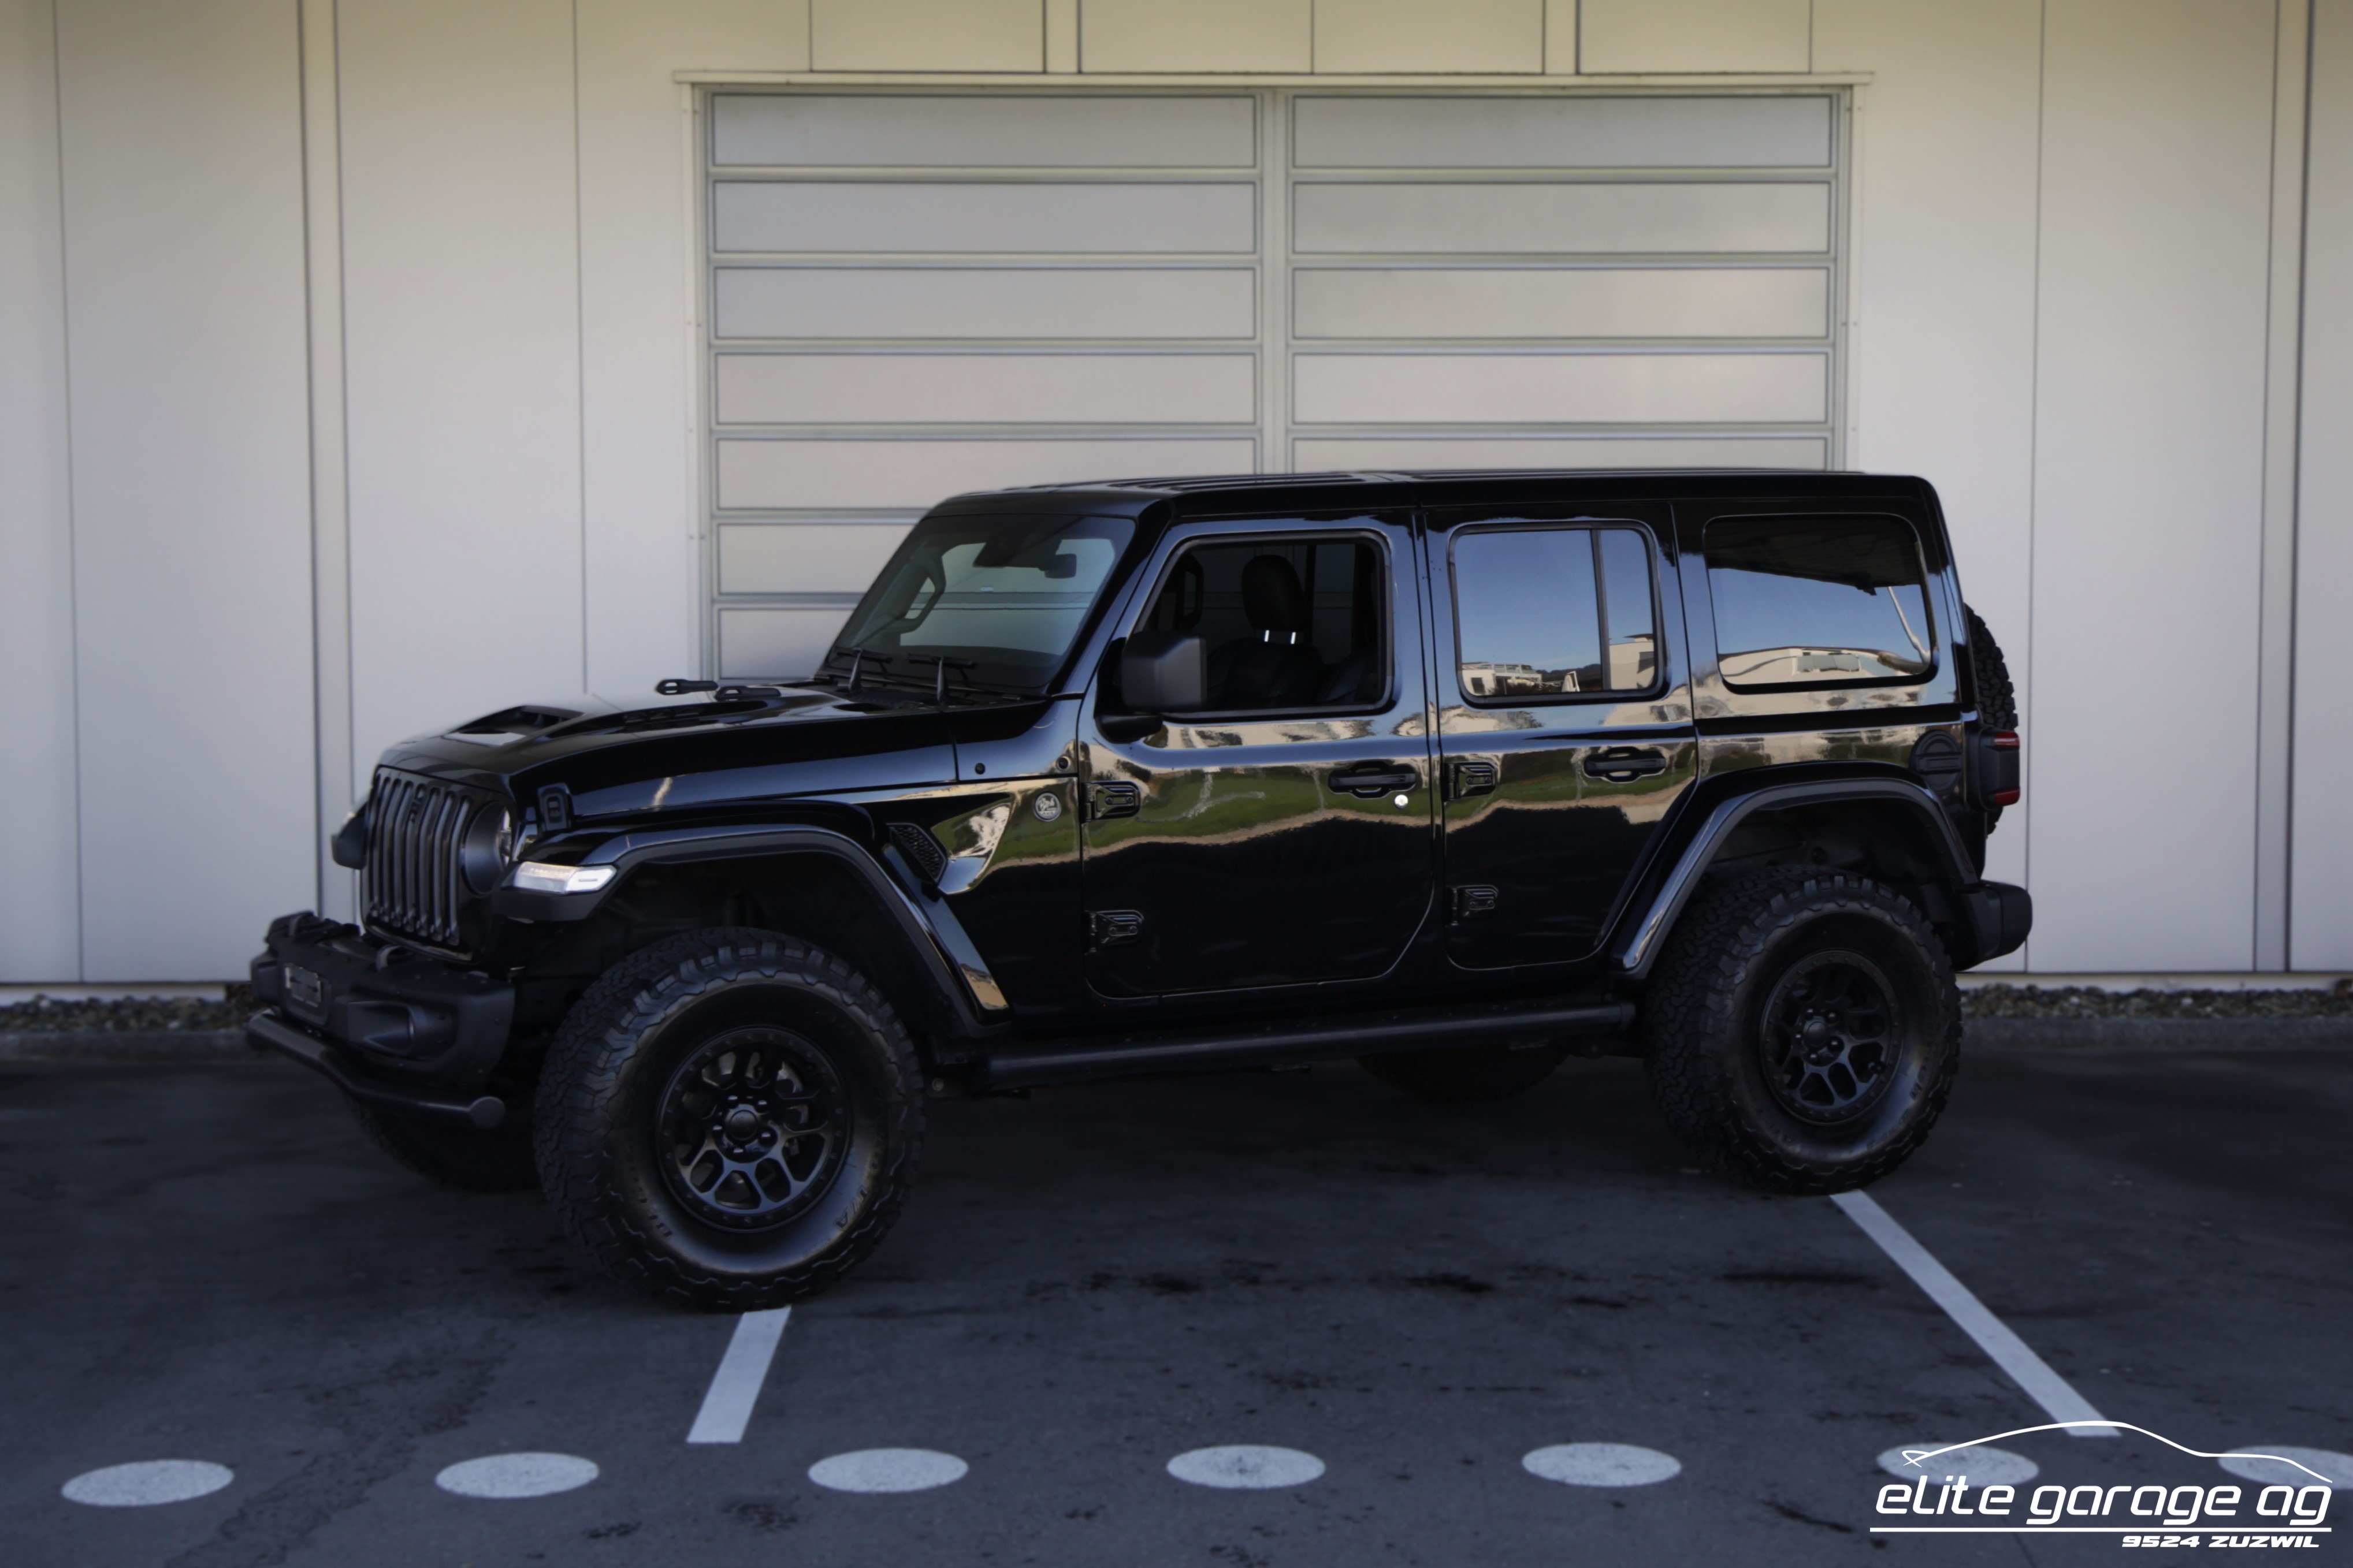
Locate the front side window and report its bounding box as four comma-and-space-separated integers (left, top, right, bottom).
1143, 534, 1389, 713
1705, 515, 1933, 688
831, 512, 1132, 693
1451, 526, 1660, 703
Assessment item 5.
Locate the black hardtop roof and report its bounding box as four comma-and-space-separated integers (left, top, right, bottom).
931, 468, 1934, 518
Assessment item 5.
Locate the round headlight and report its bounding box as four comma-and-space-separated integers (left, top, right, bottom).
459, 806, 514, 894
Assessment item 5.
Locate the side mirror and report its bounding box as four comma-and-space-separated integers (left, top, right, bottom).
1120, 631, 1205, 713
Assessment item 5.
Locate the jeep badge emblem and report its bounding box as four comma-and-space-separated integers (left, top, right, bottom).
1032, 792, 1064, 823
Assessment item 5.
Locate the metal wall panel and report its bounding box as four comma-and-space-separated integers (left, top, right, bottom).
715, 352, 1257, 423
718, 437, 1261, 510
715, 267, 1258, 339
720, 522, 912, 594
55, 0, 317, 981
2292, 0, 2353, 969
1292, 182, 1832, 254
0, 0, 83, 979
1293, 352, 1827, 423
1293, 267, 1829, 339
1295, 435, 1828, 469
1292, 94, 1831, 167
713, 93, 1255, 167
704, 91, 1844, 677
713, 182, 1259, 254
2026, 0, 2275, 971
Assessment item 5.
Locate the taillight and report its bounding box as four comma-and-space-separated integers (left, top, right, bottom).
1987, 730, 2021, 806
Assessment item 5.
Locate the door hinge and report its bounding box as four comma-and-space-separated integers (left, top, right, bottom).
1087, 780, 1142, 820
1447, 759, 1497, 800
1452, 884, 1499, 921
1090, 909, 1144, 949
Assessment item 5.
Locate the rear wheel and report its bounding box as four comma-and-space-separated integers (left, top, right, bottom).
348, 1098, 538, 1192
1360, 1042, 1567, 1104
534, 929, 923, 1311
1643, 869, 1957, 1194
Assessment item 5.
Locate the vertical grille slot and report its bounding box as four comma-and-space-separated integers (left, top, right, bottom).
363, 769, 480, 949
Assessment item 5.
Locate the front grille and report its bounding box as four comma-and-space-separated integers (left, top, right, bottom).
364, 769, 486, 950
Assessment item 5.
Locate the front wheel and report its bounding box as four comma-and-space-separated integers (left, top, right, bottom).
1642, 870, 1958, 1194
534, 929, 923, 1310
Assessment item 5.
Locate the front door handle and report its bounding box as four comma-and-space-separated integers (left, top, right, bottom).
1583, 747, 1669, 782
1328, 763, 1419, 798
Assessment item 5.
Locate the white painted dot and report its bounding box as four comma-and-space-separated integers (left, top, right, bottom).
2216, 1446, 2353, 1489
1166, 1446, 1326, 1490
433, 1452, 599, 1499
807, 1448, 969, 1493
1876, 1444, 2039, 1486
61, 1460, 233, 1508
1522, 1443, 1682, 1487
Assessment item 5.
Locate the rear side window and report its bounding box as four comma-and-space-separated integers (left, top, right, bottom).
1451, 526, 1660, 703
1705, 516, 1934, 688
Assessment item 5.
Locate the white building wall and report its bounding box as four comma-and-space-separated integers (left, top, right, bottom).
0, 0, 80, 981
51, 0, 316, 982
2292, 0, 2353, 969
0, 0, 2337, 982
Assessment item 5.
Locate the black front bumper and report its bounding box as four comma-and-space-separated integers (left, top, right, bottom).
248, 912, 516, 1127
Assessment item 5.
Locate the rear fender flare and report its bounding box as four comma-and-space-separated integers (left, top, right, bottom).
1611, 779, 1982, 979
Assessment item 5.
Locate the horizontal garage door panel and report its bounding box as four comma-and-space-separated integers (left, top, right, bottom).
713, 94, 1258, 169
719, 606, 853, 680
714, 182, 1258, 254
1294, 353, 1827, 424
718, 437, 1259, 510
1294, 182, 1830, 255
714, 267, 1257, 339
716, 353, 1256, 424
1292, 96, 1832, 170
1293, 267, 1827, 339
719, 522, 913, 594
1294, 435, 1829, 470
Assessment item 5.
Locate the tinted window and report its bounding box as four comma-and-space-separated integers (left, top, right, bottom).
1146, 534, 1387, 712
832, 512, 1132, 692
1451, 526, 1660, 702
1705, 516, 1933, 688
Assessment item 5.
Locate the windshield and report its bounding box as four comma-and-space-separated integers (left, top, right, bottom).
827, 512, 1134, 694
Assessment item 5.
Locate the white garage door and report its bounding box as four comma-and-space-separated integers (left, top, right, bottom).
704, 90, 1843, 678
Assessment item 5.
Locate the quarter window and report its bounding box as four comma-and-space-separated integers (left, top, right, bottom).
1451, 526, 1660, 702
1704, 516, 1933, 688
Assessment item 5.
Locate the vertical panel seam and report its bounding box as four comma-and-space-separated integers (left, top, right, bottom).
50, 0, 86, 982
2283, 0, 2317, 964
573, 0, 589, 692
2021, 0, 2047, 974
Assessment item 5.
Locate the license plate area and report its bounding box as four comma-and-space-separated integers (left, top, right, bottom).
285, 965, 326, 1023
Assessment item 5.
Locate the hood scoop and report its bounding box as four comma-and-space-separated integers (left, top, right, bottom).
445, 705, 581, 743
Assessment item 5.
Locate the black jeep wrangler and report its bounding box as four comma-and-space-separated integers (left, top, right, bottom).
249, 470, 2027, 1310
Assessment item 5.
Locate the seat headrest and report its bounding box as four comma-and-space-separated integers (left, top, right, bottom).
1241, 556, 1309, 634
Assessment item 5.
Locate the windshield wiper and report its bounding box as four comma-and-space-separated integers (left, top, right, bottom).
904, 653, 976, 704
822, 643, 896, 692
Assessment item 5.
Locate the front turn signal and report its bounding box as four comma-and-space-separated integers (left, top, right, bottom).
509, 862, 617, 895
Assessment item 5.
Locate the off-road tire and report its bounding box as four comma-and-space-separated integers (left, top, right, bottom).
1644, 869, 1958, 1194
1360, 1043, 1568, 1103
1964, 603, 2016, 830
534, 928, 923, 1311
348, 1098, 539, 1191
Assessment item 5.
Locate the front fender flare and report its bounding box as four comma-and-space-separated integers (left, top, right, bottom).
493, 824, 1010, 1031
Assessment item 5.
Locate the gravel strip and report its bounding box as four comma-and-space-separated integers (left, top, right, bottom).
0, 989, 254, 1034
1961, 983, 2352, 1020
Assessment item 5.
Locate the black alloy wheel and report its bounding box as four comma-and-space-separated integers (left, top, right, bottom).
1643, 868, 1958, 1194
535, 929, 923, 1311
656, 1027, 847, 1230
1756, 952, 1900, 1124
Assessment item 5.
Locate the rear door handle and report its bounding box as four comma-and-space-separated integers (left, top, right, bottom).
1583, 748, 1669, 782
1329, 763, 1419, 798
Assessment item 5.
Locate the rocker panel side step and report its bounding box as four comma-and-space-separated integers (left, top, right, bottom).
975, 999, 1636, 1091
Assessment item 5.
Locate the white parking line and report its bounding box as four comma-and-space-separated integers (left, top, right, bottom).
1832, 1190, 2117, 1437
686, 1307, 791, 1444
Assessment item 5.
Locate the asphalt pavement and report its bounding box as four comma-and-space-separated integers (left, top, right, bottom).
3, 1036, 2348, 1567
